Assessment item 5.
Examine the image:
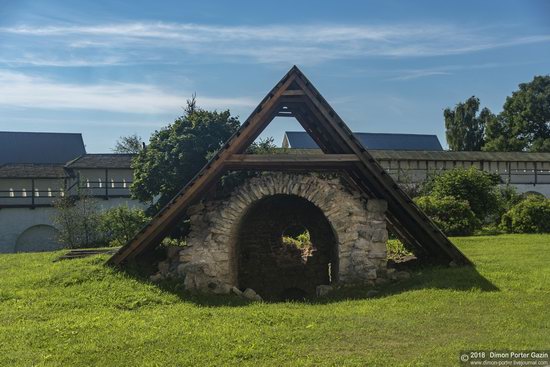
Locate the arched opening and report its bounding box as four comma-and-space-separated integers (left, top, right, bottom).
236, 194, 338, 301
15, 225, 62, 253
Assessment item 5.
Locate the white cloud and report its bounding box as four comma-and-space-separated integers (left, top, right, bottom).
0, 70, 256, 113
0, 22, 548, 66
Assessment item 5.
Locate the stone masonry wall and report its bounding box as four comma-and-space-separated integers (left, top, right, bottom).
167, 172, 388, 296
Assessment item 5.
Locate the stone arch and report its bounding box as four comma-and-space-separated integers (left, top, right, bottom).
180, 172, 388, 295
15, 224, 62, 253
236, 194, 338, 300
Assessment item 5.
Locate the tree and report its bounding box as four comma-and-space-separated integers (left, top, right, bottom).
444, 96, 494, 151
113, 134, 144, 154
484, 75, 550, 152
131, 99, 240, 211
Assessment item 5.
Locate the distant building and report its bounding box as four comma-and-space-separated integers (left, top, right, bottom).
282, 131, 444, 150
0, 131, 143, 253
1, 129, 549, 253
282, 131, 550, 198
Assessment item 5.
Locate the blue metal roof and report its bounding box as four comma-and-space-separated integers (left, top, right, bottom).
283, 131, 443, 151
0, 131, 86, 164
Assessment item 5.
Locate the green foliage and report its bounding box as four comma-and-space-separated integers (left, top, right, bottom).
99, 206, 150, 247
494, 184, 522, 222
484, 75, 550, 152
386, 239, 413, 260
52, 194, 103, 248
282, 229, 312, 249
444, 96, 494, 151
161, 237, 187, 247
501, 196, 550, 233
427, 167, 500, 221
113, 134, 144, 154
131, 98, 240, 211
415, 195, 478, 236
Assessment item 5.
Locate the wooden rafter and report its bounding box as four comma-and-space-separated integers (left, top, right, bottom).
109, 66, 471, 266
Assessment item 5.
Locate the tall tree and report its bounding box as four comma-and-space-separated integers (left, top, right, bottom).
484, 75, 550, 152
113, 134, 144, 154
444, 96, 493, 151
130, 99, 240, 211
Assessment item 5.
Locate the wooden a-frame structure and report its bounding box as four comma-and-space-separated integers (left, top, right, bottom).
109, 66, 471, 266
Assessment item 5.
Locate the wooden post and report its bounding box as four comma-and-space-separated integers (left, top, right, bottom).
105, 168, 109, 199
31, 179, 35, 208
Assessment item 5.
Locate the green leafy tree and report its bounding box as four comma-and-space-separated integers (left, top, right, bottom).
484, 75, 550, 152
444, 96, 494, 151
131, 98, 240, 211
113, 134, 144, 154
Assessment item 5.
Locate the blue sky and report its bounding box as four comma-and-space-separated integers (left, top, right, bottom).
0, 0, 549, 152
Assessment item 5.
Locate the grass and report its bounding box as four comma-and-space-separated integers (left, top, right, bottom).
0, 234, 549, 366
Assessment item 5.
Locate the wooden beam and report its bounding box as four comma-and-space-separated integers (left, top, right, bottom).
225, 154, 360, 169
282, 90, 305, 96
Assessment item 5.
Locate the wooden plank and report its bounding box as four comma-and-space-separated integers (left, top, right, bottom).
225, 154, 360, 169
282, 90, 305, 96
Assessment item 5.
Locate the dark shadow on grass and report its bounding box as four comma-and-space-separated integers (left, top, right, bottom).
112, 259, 499, 307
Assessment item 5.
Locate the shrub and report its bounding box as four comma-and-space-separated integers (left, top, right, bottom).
501, 196, 550, 233
99, 206, 150, 247
425, 167, 500, 222
415, 195, 478, 236
386, 239, 413, 260
53, 194, 103, 248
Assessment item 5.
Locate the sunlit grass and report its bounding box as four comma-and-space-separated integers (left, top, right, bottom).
0, 234, 549, 366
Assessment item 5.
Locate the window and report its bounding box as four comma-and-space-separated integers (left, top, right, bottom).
122, 179, 127, 188
60, 189, 65, 197
98, 178, 102, 188
21, 188, 27, 197
34, 188, 40, 197
9, 188, 14, 197
86, 179, 90, 188
47, 188, 52, 197
111, 178, 115, 188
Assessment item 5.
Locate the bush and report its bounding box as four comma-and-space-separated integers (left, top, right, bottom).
99, 206, 150, 247
425, 167, 500, 222
53, 194, 103, 248
501, 196, 550, 233
415, 195, 479, 236
386, 239, 413, 260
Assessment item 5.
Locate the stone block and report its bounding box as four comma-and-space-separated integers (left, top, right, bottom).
366, 269, 377, 280
231, 286, 243, 297
371, 228, 388, 243
243, 288, 258, 300
367, 199, 387, 213
149, 273, 163, 282
158, 260, 170, 274
316, 285, 333, 297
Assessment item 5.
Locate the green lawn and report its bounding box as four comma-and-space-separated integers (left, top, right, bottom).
0, 234, 549, 366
